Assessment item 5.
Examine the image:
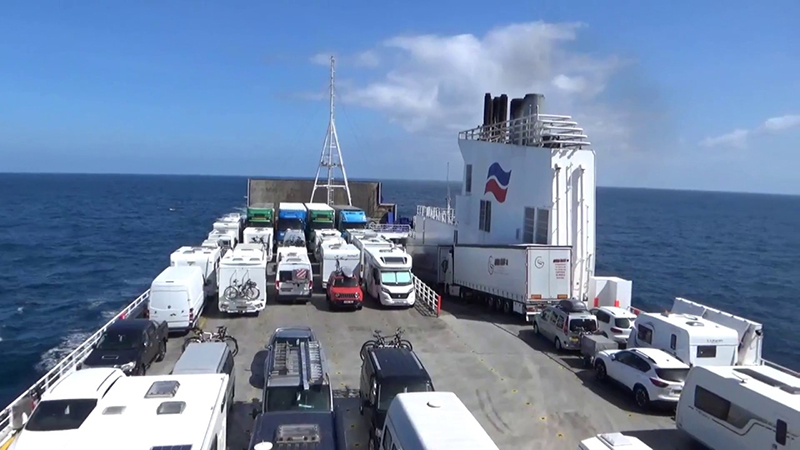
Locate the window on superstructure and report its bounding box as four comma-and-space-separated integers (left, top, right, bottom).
523, 207, 535, 243
465, 164, 473, 193
479, 200, 491, 232
534, 208, 550, 245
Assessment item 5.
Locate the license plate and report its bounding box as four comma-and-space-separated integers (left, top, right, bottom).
571, 337, 579, 342
281, 287, 292, 291
672, 389, 682, 394
342, 301, 354, 304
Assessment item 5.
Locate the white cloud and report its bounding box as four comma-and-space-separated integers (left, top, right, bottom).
327, 22, 628, 139
700, 129, 750, 149
354, 50, 380, 68
700, 114, 800, 149
310, 53, 332, 66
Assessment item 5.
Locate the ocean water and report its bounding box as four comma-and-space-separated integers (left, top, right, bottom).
0, 173, 798, 406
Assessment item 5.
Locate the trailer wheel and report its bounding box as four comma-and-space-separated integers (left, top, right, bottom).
502, 299, 511, 314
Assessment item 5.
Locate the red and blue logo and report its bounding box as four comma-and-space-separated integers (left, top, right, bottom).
484, 162, 511, 203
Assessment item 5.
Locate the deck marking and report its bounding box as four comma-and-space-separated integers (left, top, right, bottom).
0, 434, 17, 450
199, 317, 207, 329
558, 433, 564, 438
540, 416, 546, 421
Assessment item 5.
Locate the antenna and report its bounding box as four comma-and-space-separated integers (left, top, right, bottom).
311, 55, 353, 206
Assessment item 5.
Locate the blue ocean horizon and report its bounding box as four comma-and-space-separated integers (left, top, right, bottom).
0, 173, 798, 406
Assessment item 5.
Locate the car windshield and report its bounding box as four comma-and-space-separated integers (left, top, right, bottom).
277, 218, 304, 232
332, 276, 359, 287
344, 222, 367, 230
264, 385, 331, 412
378, 380, 432, 410
25, 399, 98, 431
380, 270, 412, 286
614, 317, 632, 329
569, 318, 597, 332
280, 236, 306, 247
96, 330, 140, 350
656, 368, 690, 383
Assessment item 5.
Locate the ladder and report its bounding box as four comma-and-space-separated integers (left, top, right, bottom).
269, 339, 325, 390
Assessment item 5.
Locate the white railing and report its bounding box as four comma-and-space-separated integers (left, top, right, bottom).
368, 223, 411, 234
416, 205, 456, 225
413, 275, 441, 318
459, 113, 591, 150
0, 290, 151, 445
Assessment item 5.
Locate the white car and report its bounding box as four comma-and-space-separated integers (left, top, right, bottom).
593, 347, 689, 409
590, 306, 637, 344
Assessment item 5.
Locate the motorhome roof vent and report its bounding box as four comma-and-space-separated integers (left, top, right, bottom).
102, 406, 126, 415
275, 424, 321, 443
685, 321, 705, 327
426, 400, 442, 408
156, 401, 186, 415
145, 380, 180, 398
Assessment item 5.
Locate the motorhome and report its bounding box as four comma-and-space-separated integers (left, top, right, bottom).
207, 229, 237, 255
378, 391, 499, 450
214, 214, 243, 244
319, 239, 360, 289
243, 226, 274, 262
275, 250, 313, 303
81, 374, 230, 450
276, 229, 307, 263
627, 311, 740, 367
277, 202, 308, 243
218, 244, 267, 314
363, 246, 415, 307
170, 245, 221, 294
312, 228, 342, 260
351, 233, 392, 269
147, 266, 205, 331
676, 365, 800, 450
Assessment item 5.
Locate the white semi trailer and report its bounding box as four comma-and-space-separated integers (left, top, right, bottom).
437, 244, 572, 322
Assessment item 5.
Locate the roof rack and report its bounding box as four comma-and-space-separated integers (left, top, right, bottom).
269, 340, 324, 390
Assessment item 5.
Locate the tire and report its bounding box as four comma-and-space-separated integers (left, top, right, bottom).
223, 336, 239, 357
595, 361, 607, 381
634, 385, 650, 409
533, 321, 540, 335
183, 337, 202, 352
224, 286, 238, 300
136, 364, 146, 376
245, 286, 260, 301
360, 340, 376, 360
502, 299, 511, 314
398, 339, 413, 351
555, 338, 563, 352
156, 340, 167, 362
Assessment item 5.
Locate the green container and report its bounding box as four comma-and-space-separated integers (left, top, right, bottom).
247, 205, 274, 225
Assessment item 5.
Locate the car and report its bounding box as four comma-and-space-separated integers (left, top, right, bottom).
590, 306, 637, 344
532, 303, 598, 351
81, 319, 168, 375
326, 268, 363, 310
593, 347, 690, 409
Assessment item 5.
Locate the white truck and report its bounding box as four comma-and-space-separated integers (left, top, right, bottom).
438, 244, 572, 322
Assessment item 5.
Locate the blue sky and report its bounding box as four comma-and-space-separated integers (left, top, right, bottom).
1, 1, 798, 194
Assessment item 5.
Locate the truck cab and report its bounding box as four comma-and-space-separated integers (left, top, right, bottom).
277, 202, 308, 243
332, 205, 368, 240
304, 203, 335, 250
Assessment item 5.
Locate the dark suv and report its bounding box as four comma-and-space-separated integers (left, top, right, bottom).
359, 347, 434, 449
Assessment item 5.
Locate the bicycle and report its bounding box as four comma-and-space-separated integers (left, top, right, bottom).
183, 325, 239, 356
224, 275, 260, 301
359, 327, 413, 360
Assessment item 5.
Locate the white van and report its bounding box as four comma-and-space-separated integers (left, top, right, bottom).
379, 391, 499, 450
312, 228, 342, 260
319, 239, 360, 289
627, 311, 739, 367
147, 266, 205, 332
217, 244, 267, 314
243, 226, 274, 262
676, 365, 799, 450
275, 250, 313, 303
363, 246, 415, 307
170, 246, 221, 293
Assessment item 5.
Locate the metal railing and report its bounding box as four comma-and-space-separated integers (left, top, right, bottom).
413, 275, 441, 318
0, 290, 150, 445
368, 223, 411, 234
416, 205, 456, 225
459, 113, 591, 150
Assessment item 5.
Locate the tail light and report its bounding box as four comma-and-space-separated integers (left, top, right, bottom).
308, 280, 313, 290
275, 280, 280, 290
649, 377, 669, 388
143, 308, 149, 319
189, 308, 194, 323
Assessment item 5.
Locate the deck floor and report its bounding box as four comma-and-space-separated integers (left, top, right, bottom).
148, 260, 699, 450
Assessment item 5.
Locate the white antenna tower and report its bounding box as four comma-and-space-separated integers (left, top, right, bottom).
311, 55, 352, 206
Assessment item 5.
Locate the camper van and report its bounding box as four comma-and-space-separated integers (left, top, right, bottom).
275, 250, 313, 303
378, 391, 499, 450
243, 226, 274, 262
319, 239, 360, 289
218, 244, 267, 314
170, 245, 221, 294
82, 374, 229, 450
147, 266, 205, 331
627, 311, 740, 367
363, 246, 415, 307
312, 228, 342, 260
676, 365, 799, 450
352, 234, 393, 269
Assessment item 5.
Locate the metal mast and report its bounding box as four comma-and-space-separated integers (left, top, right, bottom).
311, 56, 352, 206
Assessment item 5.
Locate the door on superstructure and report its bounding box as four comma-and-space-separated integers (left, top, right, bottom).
437, 246, 452, 286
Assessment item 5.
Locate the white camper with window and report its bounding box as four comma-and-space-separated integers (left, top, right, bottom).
627, 310, 739, 367
207, 229, 237, 255
147, 266, 205, 331
170, 246, 221, 294
676, 365, 800, 450
379, 391, 499, 450
243, 227, 274, 262
352, 234, 393, 269
319, 239, 360, 289
363, 245, 415, 307
217, 244, 267, 314
312, 228, 342, 261
81, 374, 230, 450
